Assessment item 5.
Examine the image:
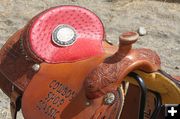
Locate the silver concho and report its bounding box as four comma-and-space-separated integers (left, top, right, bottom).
52, 24, 77, 46
104, 92, 115, 105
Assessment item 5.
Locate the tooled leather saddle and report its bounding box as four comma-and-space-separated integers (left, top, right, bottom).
0, 5, 179, 119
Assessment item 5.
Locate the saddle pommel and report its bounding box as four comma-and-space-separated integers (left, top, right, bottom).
85, 31, 161, 99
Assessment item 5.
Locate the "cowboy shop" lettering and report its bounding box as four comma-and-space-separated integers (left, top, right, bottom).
36, 80, 77, 119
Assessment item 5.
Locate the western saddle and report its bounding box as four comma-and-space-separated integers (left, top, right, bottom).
0, 5, 179, 119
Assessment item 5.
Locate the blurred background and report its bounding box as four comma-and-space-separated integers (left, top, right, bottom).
0, 0, 180, 118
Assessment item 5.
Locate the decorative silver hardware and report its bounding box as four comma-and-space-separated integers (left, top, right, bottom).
104, 92, 115, 105
85, 101, 91, 106
32, 64, 40, 72
52, 24, 77, 46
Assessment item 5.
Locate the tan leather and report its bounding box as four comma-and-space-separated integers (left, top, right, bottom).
21, 56, 103, 119
0, 28, 179, 119
21, 54, 125, 119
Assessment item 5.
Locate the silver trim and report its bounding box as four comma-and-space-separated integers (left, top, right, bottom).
52, 24, 77, 47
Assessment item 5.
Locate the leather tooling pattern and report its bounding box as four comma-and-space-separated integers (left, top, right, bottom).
85, 32, 161, 99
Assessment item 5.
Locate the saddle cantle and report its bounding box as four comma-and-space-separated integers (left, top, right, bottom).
0, 5, 179, 119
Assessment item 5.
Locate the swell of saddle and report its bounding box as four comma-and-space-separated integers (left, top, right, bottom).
85, 32, 161, 99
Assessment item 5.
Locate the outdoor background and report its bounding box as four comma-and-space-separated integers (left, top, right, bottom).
0, 0, 180, 118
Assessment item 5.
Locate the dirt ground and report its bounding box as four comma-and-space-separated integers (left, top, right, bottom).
0, 0, 180, 118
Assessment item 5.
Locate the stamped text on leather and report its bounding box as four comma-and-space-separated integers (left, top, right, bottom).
36, 80, 77, 119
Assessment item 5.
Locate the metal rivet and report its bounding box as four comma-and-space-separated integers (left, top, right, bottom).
32, 64, 40, 72
105, 39, 113, 45
85, 101, 90, 106
104, 92, 115, 105
11, 85, 15, 91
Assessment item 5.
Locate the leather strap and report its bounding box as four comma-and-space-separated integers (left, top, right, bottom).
10, 89, 21, 119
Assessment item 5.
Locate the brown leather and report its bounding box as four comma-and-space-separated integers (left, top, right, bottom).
120, 84, 165, 119
1, 29, 179, 119
85, 32, 161, 99
0, 29, 179, 119
21, 55, 124, 119
0, 26, 124, 119
20, 32, 164, 119
0, 7, 179, 119
0, 30, 36, 97
10, 91, 21, 119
